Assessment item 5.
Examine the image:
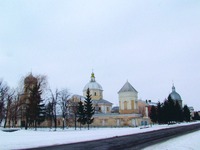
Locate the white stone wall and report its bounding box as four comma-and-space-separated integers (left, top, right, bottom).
99, 104, 112, 113
119, 91, 138, 110
83, 89, 103, 100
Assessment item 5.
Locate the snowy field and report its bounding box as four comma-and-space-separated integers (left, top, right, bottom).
143, 129, 200, 150
0, 122, 200, 150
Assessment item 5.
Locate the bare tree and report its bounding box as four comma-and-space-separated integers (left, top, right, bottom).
49, 89, 59, 130
10, 96, 21, 128
66, 96, 81, 129
45, 101, 53, 129
71, 99, 79, 129
4, 89, 15, 128
58, 89, 70, 129
0, 80, 9, 126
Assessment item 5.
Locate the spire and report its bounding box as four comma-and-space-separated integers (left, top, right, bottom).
91, 72, 95, 82
172, 84, 176, 92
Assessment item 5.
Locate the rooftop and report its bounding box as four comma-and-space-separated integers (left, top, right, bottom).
118, 81, 138, 93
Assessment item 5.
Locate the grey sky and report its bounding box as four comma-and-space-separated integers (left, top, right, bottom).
0, 0, 200, 110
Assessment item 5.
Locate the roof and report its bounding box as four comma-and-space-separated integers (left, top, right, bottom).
83, 72, 103, 91
93, 99, 112, 105
118, 81, 138, 93
71, 94, 85, 101
169, 85, 182, 101
83, 81, 103, 91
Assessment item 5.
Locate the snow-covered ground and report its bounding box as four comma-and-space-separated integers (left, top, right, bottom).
0, 122, 200, 150
143, 129, 200, 150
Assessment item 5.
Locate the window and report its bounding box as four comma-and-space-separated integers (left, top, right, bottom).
145, 121, 148, 125
117, 119, 120, 126
141, 121, 144, 126
131, 100, 134, 109
99, 107, 101, 112
107, 107, 110, 112
94, 92, 97, 96
124, 101, 127, 110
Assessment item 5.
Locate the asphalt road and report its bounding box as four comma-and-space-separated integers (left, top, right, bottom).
27, 123, 200, 150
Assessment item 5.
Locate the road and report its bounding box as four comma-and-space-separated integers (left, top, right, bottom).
27, 123, 200, 150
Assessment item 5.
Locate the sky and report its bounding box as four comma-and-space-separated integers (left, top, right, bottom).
0, 0, 200, 110
1, 122, 200, 149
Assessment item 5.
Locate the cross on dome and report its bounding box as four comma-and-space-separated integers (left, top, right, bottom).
91, 72, 95, 82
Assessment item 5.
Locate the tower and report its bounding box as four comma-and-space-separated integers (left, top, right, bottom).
118, 81, 138, 114
19, 73, 38, 127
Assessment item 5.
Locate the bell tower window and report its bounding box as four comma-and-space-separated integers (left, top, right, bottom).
124, 101, 127, 110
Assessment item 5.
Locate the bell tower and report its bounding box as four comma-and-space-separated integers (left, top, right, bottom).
118, 81, 138, 114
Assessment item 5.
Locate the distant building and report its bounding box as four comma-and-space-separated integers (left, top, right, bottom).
168, 84, 182, 107
137, 100, 149, 117
145, 100, 158, 117
111, 106, 119, 113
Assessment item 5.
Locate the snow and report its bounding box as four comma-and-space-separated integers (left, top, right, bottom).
143, 130, 200, 150
0, 122, 200, 150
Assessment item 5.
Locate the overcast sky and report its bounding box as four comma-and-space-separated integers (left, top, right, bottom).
0, 0, 200, 110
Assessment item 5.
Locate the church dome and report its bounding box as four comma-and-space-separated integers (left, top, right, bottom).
83, 72, 103, 91
169, 85, 181, 100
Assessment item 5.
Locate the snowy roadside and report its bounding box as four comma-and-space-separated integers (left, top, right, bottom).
0, 122, 199, 150
143, 129, 200, 150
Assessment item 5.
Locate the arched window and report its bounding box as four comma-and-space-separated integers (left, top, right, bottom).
124, 101, 127, 110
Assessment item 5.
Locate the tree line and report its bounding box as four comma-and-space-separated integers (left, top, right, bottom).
0, 73, 94, 130
149, 95, 191, 124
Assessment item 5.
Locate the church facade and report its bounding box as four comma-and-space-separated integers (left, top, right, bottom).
82, 72, 150, 127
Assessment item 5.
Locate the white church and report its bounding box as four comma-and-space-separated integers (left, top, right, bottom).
74, 72, 150, 127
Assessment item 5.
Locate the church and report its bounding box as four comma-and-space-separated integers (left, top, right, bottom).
10, 72, 150, 128
168, 84, 182, 107
78, 72, 150, 127
83, 72, 113, 114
